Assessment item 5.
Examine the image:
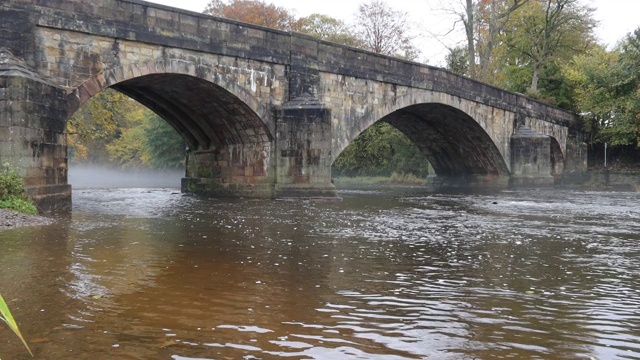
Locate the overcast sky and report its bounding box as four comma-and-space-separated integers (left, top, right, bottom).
145, 0, 640, 66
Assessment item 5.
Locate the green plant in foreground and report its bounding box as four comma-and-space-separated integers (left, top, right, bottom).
0, 294, 33, 357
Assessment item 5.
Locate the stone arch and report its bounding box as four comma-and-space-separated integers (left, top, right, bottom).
347, 103, 510, 180
330, 84, 515, 168
550, 136, 565, 178
65, 59, 277, 198
66, 59, 273, 152
523, 116, 569, 158
331, 84, 513, 183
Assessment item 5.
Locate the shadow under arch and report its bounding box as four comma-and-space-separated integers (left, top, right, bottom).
67, 72, 276, 197
367, 103, 511, 186
106, 73, 272, 152
550, 136, 565, 179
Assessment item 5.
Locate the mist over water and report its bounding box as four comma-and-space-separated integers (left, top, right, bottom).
69, 164, 184, 189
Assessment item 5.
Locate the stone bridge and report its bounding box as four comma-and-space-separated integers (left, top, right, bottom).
0, 0, 587, 211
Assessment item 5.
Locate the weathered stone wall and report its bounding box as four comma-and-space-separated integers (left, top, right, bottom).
523, 116, 568, 156
319, 75, 517, 168
565, 135, 589, 175
18, 0, 294, 200
0, 4, 37, 62
34, 27, 287, 133
7, 0, 292, 67
314, 41, 574, 176
275, 94, 336, 197
183, 143, 274, 197
0, 51, 70, 210
510, 126, 554, 186
0, 0, 585, 209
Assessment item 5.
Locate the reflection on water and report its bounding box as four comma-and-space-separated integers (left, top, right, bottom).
1, 188, 639, 359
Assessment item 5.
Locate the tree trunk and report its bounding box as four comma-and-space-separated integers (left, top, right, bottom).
531, 64, 541, 93
465, 0, 476, 77
480, 0, 529, 81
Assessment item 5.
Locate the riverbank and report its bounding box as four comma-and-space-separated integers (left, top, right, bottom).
0, 208, 54, 230
333, 173, 426, 186
334, 170, 640, 191
576, 170, 640, 191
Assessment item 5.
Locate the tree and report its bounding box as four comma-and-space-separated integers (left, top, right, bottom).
293, 14, 362, 47
563, 46, 617, 143
104, 112, 185, 169
105, 122, 148, 168
68, 89, 144, 162
608, 30, 640, 147
474, 0, 529, 80
464, 0, 476, 76
333, 122, 430, 177
502, 0, 596, 93
68, 89, 185, 169
352, 0, 420, 60
436, 0, 529, 80
565, 29, 640, 147
203, 0, 295, 30
143, 114, 187, 169
445, 45, 469, 75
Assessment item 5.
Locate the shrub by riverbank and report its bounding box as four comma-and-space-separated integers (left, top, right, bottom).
0, 164, 47, 229
0, 164, 37, 215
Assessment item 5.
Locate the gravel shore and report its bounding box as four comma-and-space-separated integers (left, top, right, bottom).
0, 209, 54, 229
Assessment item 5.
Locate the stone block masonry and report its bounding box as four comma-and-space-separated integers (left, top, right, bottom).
0, 48, 71, 211
510, 126, 554, 186
275, 93, 336, 198
0, 0, 587, 210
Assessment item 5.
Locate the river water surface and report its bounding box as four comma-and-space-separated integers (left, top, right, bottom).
1, 187, 639, 359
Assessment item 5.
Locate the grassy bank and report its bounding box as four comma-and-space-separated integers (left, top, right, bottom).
333, 172, 426, 186
0, 164, 37, 214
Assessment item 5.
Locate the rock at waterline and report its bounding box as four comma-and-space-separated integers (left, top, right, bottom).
0, 209, 54, 229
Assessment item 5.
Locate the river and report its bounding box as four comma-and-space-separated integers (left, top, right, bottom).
1, 187, 639, 359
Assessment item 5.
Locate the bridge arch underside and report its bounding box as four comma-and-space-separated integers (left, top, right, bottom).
550, 137, 565, 179
109, 74, 275, 196
380, 103, 511, 187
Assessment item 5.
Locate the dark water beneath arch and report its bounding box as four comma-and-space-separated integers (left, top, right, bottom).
1, 187, 639, 359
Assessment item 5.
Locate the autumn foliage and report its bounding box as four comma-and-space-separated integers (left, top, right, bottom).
68, 89, 185, 169
204, 0, 294, 30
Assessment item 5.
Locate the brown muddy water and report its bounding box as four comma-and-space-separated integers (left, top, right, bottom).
1, 187, 639, 359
